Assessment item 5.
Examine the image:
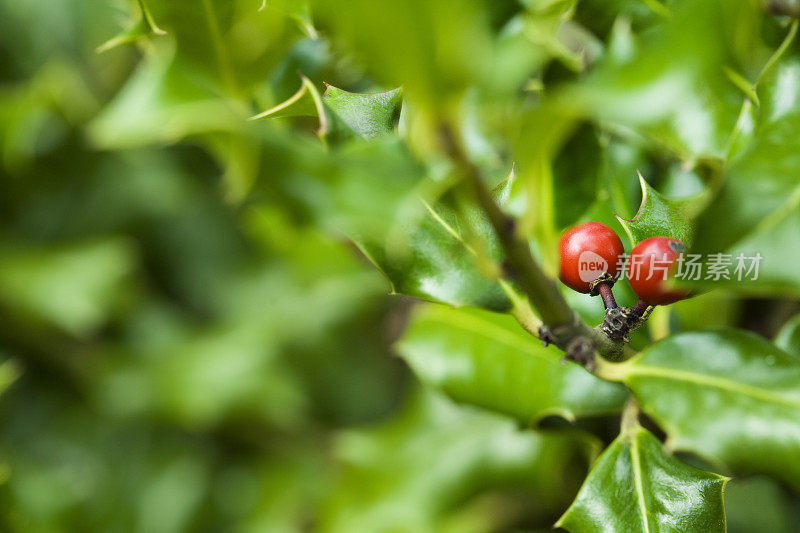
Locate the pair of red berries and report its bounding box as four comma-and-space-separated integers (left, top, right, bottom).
559, 221, 688, 305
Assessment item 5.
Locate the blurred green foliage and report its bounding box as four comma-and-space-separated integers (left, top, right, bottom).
1, 0, 800, 531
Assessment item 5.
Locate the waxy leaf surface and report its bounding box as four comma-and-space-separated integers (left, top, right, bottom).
558, 424, 726, 533
252, 82, 402, 140
397, 305, 628, 423
322, 391, 600, 532
692, 56, 800, 294
358, 199, 510, 311
322, 85, 402, 139
600, 329, 800, 490
616, 173, 707, 247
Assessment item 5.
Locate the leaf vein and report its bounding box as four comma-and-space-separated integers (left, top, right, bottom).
626, 365, 800, 408
630, 431, 651, 533
420, 199, 477, 256
420, 310, 557, 366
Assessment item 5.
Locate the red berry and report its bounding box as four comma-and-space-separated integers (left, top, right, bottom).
559, 222, 624, 294
626, 236, 689, 305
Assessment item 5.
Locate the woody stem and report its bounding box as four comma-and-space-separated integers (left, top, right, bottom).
596, 282, 618, 310
631, 299, 650, 318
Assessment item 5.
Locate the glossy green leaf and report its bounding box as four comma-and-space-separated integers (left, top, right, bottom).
357, 180, 511, 310
252, 81, 402, 140
616, 172, 707, 246
359, 166, 561, 311
397, 304, 628, 423
562, 0, 758, 160
322, 85, 402, 139
690, 55, 800, 294
292, 137, 430, 244
321, 390, 600, 532
558, 421, 727, 533
598, 329, 800, 490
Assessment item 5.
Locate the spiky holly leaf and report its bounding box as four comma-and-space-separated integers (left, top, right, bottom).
690, 55, 800, 295
96, 0, 166, 53
598, 329, 800, 491
557, 419, 727, 533
396, 304, 628, 423
251, 80, 402, 140
322, 85, 402, 139
357, 197, 510, 312
251, 74, 328, 138
357, 167, 524, 312
323, 390, 602, 532
615, 172, 708, 246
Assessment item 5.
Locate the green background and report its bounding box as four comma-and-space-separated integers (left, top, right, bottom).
1, 0, 799, 531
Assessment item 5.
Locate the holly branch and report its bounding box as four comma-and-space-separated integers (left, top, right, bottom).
439, 123, 631, 366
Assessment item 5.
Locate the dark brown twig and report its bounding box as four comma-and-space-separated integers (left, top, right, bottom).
439, 123, 627, 363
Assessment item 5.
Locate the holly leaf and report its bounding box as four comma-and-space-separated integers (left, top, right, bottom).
557, 421, 727, 533
251, 80, 402, 140
615, 172, 707, 246
87, 45, 246, 148
357, 166, 554, 311
396, 304, 628, 423
90, 0, 306, 148
250, 74, 328, 138
291, 137, 429, 245
322, 390, 601, 532
598, 329, 800, 490
96, 0, 166, 53
691, 56, 800, 295
322, 85, 402, 139
357, 196, 511, 311
561, 0, 757, 160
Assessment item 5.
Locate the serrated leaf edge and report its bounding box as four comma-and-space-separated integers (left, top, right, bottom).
96, 0, 166, 53
250, 75, 328, 139
615, 170, 708, 246
597, 357, 800, 410
595, 336, 797, 479
394, 303, 577, 425
615, 170, 651, 246
556, 418, 729, 532
397, 305, 628, 424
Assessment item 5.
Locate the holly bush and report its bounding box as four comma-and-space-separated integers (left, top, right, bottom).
1, 0, 800, 531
